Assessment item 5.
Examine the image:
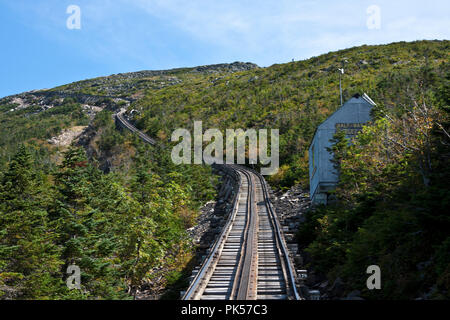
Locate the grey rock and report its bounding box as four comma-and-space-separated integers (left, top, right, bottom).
329, 277, 345, 297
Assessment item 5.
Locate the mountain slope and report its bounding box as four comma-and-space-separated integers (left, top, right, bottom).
129, 40, 449, 187
1, 40, 448, 187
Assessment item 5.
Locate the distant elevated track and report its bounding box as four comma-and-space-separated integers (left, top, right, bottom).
116, 109, 157, 145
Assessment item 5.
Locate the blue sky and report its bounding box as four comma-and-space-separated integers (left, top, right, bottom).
1, 0, 449, 98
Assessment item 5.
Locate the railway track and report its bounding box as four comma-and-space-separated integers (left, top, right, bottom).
116, 109, 157, 145
115, 111, 301, 301
183, 166, 300, 300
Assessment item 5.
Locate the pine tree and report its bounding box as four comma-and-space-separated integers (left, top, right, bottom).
0, 145, 63, 299
51, 147, 132, 299
327, 129, 350, 176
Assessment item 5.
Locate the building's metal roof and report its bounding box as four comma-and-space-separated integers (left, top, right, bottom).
361, 93, 377, 106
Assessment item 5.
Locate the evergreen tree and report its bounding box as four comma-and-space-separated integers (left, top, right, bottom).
0, 146, 63, 299
51, 147, 130, 299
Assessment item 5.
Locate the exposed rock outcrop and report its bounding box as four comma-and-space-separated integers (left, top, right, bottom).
48, 126, 88, 147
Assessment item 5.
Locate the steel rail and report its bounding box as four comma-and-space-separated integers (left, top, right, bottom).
116, 110, 157, 145
254, 170, 302, 300
231, 167, 258, 300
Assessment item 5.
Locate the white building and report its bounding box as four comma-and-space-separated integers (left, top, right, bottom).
309, 93, 376, 205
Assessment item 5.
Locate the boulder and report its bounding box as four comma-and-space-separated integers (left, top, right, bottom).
329, 277, 345, 297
